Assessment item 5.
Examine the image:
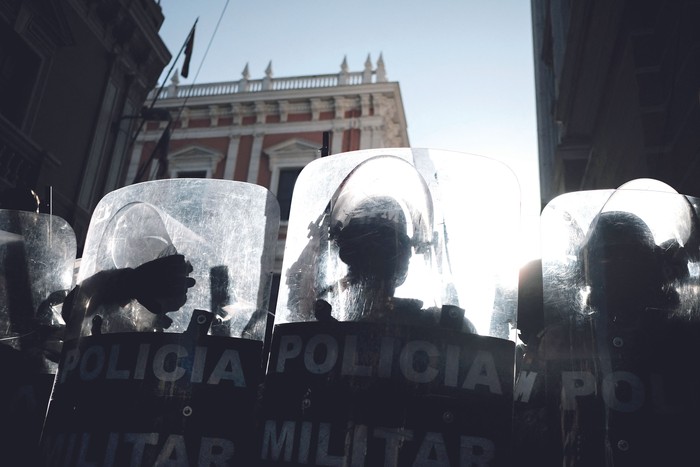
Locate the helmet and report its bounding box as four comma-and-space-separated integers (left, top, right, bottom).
330, 196, 412, 286
582, 211, 664, 311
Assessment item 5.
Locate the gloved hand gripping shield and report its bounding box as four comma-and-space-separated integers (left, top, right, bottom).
537, 179, 700, 467
41, 179, 280, 466
0, 210, 75, 465
262, 148, 521, 466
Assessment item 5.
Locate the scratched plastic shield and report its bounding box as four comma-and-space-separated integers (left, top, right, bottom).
262, 149, 521, 466
0, 210, 76, 343
74, 178, 280, 340
536, 179, 700, 466
0, 209, 75, 465
42, 179, 280, 466
276, 148, 521, 339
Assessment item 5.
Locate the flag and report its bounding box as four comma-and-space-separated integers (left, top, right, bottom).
181, 24, 196, 78
154, 122, 172, 179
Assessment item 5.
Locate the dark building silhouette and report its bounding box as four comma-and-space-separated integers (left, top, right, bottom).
0, 0, 170, 242
532, 0, 700, 206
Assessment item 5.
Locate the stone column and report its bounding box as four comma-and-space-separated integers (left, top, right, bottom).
223, 135, 240, 180
311, 98, 322, 121
209, 105, 221, 126
278, 100, 289, 123
247, 132, 264, 183
371, 124, 384, 147
255, 101, 266, 124
359, 124, 374, 150
361, 94, 371, 116
334, 96, 347, 119
331, 127, 344, 155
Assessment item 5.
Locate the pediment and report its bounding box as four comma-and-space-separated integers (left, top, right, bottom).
168, 145, 222, 163
266, 138, 319, 156
265, 138, 320, 170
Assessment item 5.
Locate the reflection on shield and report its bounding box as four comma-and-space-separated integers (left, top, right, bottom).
262, 148, 521, 466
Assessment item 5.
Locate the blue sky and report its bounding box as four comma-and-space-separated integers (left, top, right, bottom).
155, 0, 540, 260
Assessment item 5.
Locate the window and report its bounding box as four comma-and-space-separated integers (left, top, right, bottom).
277, 167, 303, 221
167, 146, 223, 179
177, 170, 208, 178
266, 138, 321, 222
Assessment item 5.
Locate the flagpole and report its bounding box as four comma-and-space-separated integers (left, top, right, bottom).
132, 121, 172, 184
150, 17, 198, 106
129, 18, 198, 185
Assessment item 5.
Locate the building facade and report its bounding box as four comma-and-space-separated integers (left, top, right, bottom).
0, 0, 170, 241
127, 56, 409, 221
531, 0, 700, 206
126, 56, 409, 287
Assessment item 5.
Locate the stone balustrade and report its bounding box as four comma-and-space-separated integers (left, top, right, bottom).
150, 60, 387, 101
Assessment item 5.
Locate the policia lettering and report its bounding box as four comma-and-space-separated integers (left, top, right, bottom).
261, 323, 515, 466
58, 342, 246, 386
516, 370, 685, 412
275, 333, 502, 393
42, 329, 263, 466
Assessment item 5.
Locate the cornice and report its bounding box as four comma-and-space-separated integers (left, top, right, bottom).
152, 82, 403, 109
137, 115, 386, 143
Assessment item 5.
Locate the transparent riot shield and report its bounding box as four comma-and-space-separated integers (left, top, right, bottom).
261, 148, 520, 466
41, 179, 279, 466
537, 179, 700, 466
0, 210, 76, 466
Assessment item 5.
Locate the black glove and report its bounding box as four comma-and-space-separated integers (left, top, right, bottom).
128, 254, 196, 315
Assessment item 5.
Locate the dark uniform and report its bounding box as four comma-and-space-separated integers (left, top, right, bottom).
538, 211, 700, 466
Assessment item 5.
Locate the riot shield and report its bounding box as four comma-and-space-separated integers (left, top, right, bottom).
537, 179, 700, 466
261, 148, 520, 466
0, 210, 76, 466
41, 179, 280, 466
